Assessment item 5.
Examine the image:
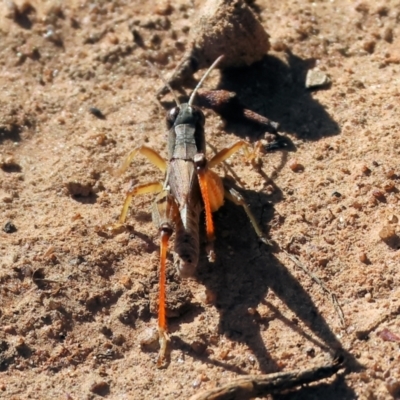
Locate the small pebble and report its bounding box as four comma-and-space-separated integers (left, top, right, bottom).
362, 40, 376, 54
4, 0, 18, 19
247, 307, 257, 315
386, 378, 400, 398
372, 189, 385, 200
359, 252, 369, 263
305, 347, 316, 357
192, 377, 202, 389
3, 325, 16, 334
270, 39, 287, 52
305, 69, 331, 89
90, 381, 110, 396
288, 159, 304, 172
89, 107, 106, 119
387, 215, 398, 224
200, 288, 216, 305
386, 169, 396, 179
378, 328, 400, 343
155, 1, 173, 16
191, 340, 207, 355
383, 181, 395, 192
383, 27, 393, 43
112, 334, 126, 346
355, 2, 369, 13
364, 292, 372, 302
139, 327, 158, 346
379, 225, 396, 241
1, 157, 21, 172
361, 165, 371, 175
65, 180, 94, 197
3, 221, 17, 234
219, 349, 230, 360
119, 276, 132, 289
108, 33, 119, 45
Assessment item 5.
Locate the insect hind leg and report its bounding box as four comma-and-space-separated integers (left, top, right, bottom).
224, 187, 271, 246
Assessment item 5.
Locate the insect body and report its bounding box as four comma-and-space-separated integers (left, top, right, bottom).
115, 57, 269, 367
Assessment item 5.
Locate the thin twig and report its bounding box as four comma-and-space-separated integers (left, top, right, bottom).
283, 250, 346, 328
189, 356, 344, 400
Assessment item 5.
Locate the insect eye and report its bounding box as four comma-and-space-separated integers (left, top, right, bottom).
166, 106, 180, 128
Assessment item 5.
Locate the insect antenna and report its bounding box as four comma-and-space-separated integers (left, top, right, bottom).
188, 55, 224, 107
146, 60, 181, 107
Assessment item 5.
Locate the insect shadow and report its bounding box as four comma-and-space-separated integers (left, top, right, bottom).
189, 185, 360, 398
213, 52, 340, 142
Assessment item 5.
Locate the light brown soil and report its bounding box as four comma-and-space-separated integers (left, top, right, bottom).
1, 1, 400, 399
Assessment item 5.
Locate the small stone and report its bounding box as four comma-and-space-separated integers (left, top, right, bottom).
364, 292, 372, 302
318, 258, 329, 267
0, 157, 21, 172
139, 327, 158, 346
387, 215, 398, 224
219, 349, 230, 360
379, 225, 396, 241
372, 189, 385, 200
379, 225, 400, 248
305, 347, 316, 357
90, 381, 110, 396
383, 27, 393, 43
386, 378, 400, 398
362, 40, 376, 54
351, 201, 363, 210
192, 377, 202, 389
119, 275, 132, 289
3, 221, 17, 234
385, 169, 396, 179
200, 288, 216, 305
288, 158, 304, 172
3, 325, 16, 334
361, 165, 371, 175
355, 2, 369, 13
155, 1, 173, 16
111, 334, 126, 346
65, 180, 95, 197
271, 39, 287, 52
89, 107, 105, 120
4, 0, 18, 19
2, 195, 13, 203
200, 373, 209, 382
305, 69, 331, 89
383, 181, 395, 192
191, 340, 207, 355
359, 252, 369, 263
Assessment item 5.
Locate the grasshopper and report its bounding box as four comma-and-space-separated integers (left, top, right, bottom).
115, 56, 269, 367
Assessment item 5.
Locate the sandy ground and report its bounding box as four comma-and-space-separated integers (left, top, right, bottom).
1, 0, 400, 399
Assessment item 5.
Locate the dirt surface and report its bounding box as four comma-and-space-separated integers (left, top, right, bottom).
1, 0, 400, 399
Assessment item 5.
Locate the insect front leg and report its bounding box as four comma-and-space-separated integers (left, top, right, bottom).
115, 145, 167, 176
208, 139, 255, 169
111, 145, 166, 228
118, 181, 163, 224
